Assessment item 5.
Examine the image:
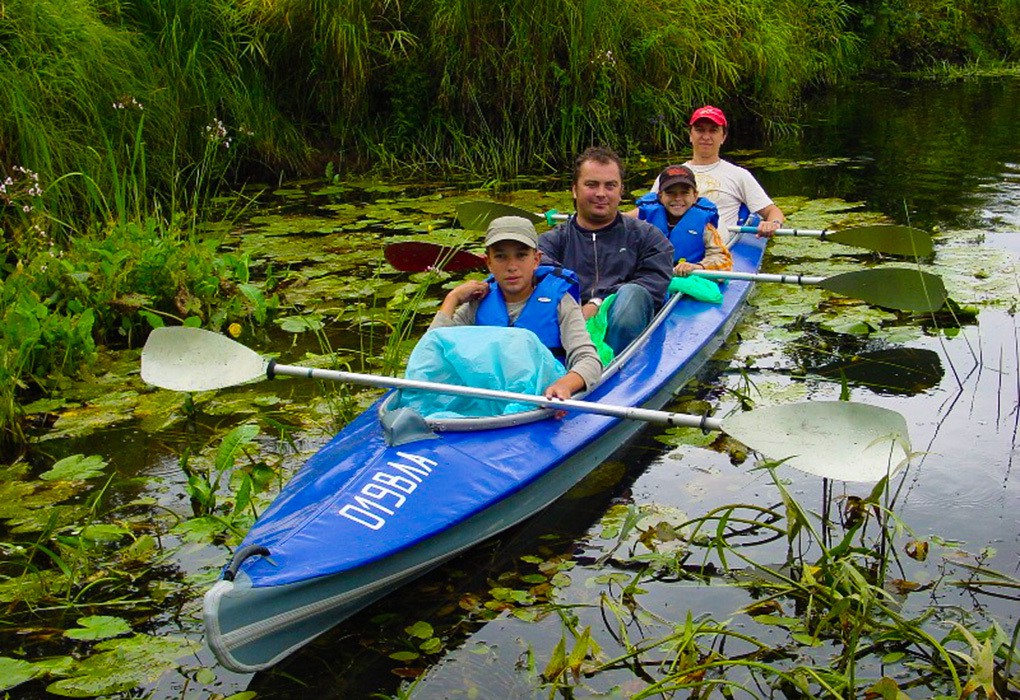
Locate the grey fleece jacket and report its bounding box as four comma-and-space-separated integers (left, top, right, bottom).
538, 214, 674, 308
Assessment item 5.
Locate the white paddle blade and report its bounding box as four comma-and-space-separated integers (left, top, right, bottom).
141, 327, 268, 392
721, 401, 911, 482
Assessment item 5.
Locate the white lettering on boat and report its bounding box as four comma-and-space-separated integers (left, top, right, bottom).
337, 452, 439, 530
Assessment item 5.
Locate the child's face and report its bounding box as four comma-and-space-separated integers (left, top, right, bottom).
486, 240, 541, 302
658, 184, 697, 220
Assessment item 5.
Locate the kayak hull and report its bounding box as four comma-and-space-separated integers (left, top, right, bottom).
204, 233, 768, 672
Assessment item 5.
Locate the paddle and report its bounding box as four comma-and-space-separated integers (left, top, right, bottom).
692, 268, 947, 313
383, 241, 946, 312
384, 241, 488, 273
456, 200, 934, 257
732, 224, 934, 258
456, 200, 567, 229
141, 327, 910, 481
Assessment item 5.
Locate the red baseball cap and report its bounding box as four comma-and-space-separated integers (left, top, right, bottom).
689, 105, 727, 127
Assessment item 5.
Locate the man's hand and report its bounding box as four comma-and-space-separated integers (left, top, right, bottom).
756, 219, 782, 238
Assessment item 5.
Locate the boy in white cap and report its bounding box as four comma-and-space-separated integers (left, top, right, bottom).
651, 105, 785, 235
430, 216, 602, 399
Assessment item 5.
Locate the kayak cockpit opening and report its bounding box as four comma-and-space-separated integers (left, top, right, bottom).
376, 293, 688, 441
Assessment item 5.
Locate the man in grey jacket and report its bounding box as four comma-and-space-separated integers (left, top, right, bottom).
538, 146, 674, 355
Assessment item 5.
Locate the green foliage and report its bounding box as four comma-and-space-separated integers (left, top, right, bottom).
1, 0, 1016, 193
849, 0, 1020, 69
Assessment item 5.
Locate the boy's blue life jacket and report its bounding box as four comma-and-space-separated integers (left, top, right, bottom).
475, 265, 580, 357
636, 194, 719, 263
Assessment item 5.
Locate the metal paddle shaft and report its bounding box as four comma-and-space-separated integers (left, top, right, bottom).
141, 327, 912, 482
734, 224, 934, 257
142, 328, 722, 428
457, 201, 932, 257
692, 267, 947, 312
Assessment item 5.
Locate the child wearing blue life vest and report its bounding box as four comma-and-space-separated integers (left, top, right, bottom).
429, 216, 602, 399
625, 164, 733, 276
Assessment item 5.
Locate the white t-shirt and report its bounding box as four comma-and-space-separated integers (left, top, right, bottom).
650, 159, 773, 229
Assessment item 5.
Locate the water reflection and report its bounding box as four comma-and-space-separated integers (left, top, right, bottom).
756, 78, 1020, 232
810, 347, 945, 394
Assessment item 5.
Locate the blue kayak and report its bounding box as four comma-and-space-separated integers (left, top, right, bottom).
204, 232, 768, 672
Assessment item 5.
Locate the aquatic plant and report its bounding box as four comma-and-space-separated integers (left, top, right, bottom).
435, 466, 1020, 699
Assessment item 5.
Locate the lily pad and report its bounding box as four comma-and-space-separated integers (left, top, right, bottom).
0, 657, 38, 692
39, 454, 108, 481
0, 570, 68, 604
64, 616, 132, 641
45, 633, 199, 698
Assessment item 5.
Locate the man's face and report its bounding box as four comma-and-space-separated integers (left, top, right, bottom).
658, 184, 697, 220
486, 240, 541, 302
690, 120, 727, 159
572, 159, 622, 227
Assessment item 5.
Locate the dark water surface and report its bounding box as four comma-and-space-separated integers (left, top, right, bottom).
6, 78, 1020, 699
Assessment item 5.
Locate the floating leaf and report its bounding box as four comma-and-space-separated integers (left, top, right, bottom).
276, 315, 324, 333
172, 515, 229, 543
39, 454, 108, 481
64, 616, 132, 641
80, 524, 131, 543
0, 570, 68, 604
21, 397, 70, 414
405, 621, 434, 639
866, 677, 911, 700
46, 634, 197, 697
388, 651, 419, 662
419, 637, 443, 654
905, 540, 929, 561
0, 657, 38, 692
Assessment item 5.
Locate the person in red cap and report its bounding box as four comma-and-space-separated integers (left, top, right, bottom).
625, 164, 732, 276
650, 105, 785, 237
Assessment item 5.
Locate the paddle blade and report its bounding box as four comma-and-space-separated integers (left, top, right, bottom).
385, 241, 486, 273
812, 348, 944, 396
721, 401, 911, 482
141, 327, 268, 392
456, 201, 543, 230
827, 225, 933, 257
819, 268, 947, 312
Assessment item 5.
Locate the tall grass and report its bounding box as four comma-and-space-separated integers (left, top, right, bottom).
2, 0, 1015, 199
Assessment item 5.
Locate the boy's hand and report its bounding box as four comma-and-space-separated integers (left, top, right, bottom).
448, 280, 488, 304
673, 261, 703, 277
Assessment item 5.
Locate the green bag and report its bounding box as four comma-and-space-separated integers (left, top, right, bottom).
667, 275, 724, 304
585, 293, 617, 366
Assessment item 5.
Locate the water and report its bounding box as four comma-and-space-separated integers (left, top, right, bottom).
5, 77, 1020, 699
